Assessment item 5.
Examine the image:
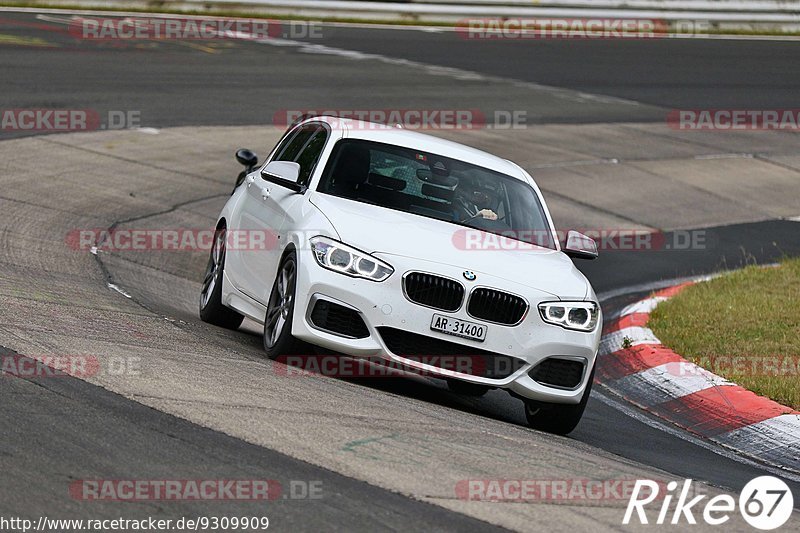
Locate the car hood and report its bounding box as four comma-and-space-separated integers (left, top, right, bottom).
309, 192, 589, 300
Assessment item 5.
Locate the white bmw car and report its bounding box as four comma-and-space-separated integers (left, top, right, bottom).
200, 115, 601, 434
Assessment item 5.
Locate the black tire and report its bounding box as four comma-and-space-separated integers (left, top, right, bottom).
524, 363, 595, 435
199, 227, 245, 330
447, 379, 490, 397
263, 252, 304, 359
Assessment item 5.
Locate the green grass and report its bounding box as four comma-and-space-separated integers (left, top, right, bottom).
649, 258, 800, 409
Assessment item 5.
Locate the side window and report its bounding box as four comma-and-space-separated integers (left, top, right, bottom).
294, 128, 327, 185
271, 124, 328, 186
274, 127, 313, 162
269, 128, 303, 162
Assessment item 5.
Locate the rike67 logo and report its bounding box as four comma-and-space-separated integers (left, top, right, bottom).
624, 476, 794, 530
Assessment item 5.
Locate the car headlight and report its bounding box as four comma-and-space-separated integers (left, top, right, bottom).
538, 301, 599, 331
309, 236, 393, 282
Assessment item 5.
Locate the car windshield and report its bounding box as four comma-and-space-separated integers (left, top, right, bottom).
316, 139, 556, 250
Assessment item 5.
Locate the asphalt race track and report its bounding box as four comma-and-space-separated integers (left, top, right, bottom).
1, 9, 799, 531
4, 10, 800, 132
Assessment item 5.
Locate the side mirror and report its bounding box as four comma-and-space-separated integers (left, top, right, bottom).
563, 230, 598, 260
261, 161, 304, 192
235, 148, 259, 170
262, 161, 300, 182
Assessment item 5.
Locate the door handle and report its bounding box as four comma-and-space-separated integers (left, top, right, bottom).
246, 175, 255, 188
260, 186, 271, 200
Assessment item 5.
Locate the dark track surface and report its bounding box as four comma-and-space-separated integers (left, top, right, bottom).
0, 348, 505, 532
2, 10, 800, 135
579, 219, 800, 293
1, 9, 799, 529
292, 26, 800, 111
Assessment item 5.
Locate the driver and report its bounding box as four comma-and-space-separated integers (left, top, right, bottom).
452, 177, 498, 222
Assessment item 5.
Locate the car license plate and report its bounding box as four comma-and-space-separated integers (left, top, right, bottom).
430, 314, 486, 342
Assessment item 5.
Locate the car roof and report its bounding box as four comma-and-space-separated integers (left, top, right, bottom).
302, 115, 531, 182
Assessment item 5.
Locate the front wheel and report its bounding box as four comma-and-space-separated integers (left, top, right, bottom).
524, 363, 595, 435
199, 227, 244, 330
263, 253, 304, 359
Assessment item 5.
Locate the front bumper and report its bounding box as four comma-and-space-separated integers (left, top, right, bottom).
291, 252, 601, 404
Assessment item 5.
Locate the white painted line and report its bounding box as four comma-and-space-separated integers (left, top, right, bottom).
609, 367, 735, 408
107, 283, 132, 298
599, 326, 660, 355
529, 157, 620, 170
616, 296, 668, 317
712, 414, 800, 473
693, 152, 754, 160
637, 362, 732, 397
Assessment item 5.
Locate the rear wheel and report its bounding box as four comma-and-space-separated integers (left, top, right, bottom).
199, 227, 244, 330
263, 253, 304, 359
524, 363, 595, 435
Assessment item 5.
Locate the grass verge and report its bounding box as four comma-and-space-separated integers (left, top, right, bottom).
649, 258, 800, 409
